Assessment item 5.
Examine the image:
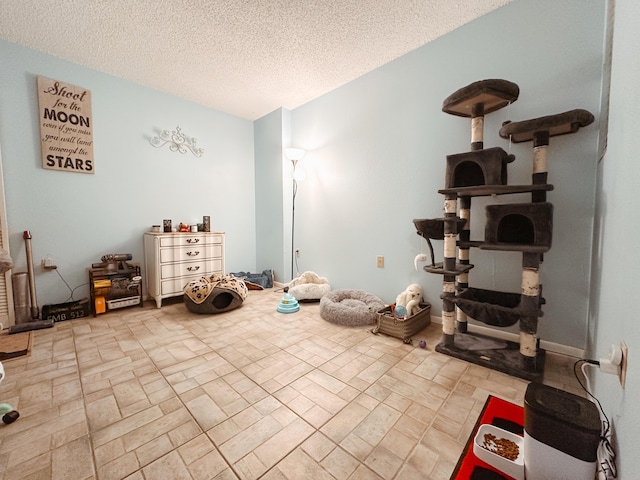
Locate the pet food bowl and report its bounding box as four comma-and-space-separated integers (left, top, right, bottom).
473, 424, 524, 480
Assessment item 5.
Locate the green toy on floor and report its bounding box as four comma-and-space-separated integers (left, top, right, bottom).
0, 362, 19, 424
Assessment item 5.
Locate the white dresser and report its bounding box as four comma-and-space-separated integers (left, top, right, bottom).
143, 231, 225, 308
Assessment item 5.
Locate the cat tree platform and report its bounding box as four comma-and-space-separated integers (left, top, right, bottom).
442, 79, 520, 117
499, 109, 595, 143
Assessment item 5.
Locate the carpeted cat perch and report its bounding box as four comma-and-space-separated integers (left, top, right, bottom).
320, 289, 385, 326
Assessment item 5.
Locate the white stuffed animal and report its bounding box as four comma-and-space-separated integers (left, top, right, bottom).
395, 283, 423, 317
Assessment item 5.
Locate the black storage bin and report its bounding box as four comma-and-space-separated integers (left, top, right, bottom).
524, 382, 601, 479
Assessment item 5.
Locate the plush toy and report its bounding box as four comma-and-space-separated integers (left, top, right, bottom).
395, 283, 423, 317
0, 362, 19, 424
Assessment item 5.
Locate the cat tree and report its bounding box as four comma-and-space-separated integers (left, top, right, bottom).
414, 79, 593, 380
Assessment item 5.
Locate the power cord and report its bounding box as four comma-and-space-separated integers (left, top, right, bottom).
574, 359, 617, 480
55, 268, 87, 302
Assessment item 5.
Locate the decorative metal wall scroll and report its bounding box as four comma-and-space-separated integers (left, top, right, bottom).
150, 126, 204, 157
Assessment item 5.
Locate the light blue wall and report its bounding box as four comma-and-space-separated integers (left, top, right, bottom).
280, 0, 605, 349
0, 40, 256, 306
254, 108, 286, 280
591, 0, 640, 476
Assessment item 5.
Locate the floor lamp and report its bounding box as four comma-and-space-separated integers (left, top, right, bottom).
285, 148, 306, 280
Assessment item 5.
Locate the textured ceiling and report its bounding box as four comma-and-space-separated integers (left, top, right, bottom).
0, 0, 511, 120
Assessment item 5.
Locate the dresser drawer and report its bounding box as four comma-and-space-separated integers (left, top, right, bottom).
159, 244, 222, 264
161, 276, 203, 296
160, 258, 222, 279
159, 234, 223, 247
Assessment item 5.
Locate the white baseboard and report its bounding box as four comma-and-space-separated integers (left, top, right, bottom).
430, 315, 584, 358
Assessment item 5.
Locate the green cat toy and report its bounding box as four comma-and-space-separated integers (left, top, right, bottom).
0, 362, 19, 424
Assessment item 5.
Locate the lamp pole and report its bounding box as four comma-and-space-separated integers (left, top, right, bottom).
291, 160, 298, 280
285, 148, 305, 281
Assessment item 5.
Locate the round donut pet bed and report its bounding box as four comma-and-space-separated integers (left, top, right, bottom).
319, 289, 385, 326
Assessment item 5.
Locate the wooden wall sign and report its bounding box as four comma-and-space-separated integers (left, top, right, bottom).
37, 76, 94, 174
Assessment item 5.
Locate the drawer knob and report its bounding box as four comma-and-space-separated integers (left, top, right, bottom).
187, 266, 200, 271
186, 251, 200, 256
186, 238, 200, 243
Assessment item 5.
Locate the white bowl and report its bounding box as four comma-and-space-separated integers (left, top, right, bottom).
473, 424, 524, 480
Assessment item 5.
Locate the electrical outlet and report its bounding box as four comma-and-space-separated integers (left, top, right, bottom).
620, 341, 628, 388
376, 255, 384, 268
42, 256, 56, 270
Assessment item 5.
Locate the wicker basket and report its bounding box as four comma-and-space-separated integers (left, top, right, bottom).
372, 302, 431, 344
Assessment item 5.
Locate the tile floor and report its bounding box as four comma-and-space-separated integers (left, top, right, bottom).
0, 289, 584, 480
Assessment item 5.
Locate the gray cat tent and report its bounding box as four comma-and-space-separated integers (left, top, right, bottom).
184, 274, 248, 314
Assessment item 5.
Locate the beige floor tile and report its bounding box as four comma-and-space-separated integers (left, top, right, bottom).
347, 463, 385, 480
51, 435, 95, 480
96, 451, 139, 480
141, 450, 192, 479
0, 289, 582, 480
321, 446, 360, 479
232, 451, 268, 480
340, 432, 374, 462
364, 444, 404, 478
5, 433, 51, 470
218, 415, 286, 463
1, 451, 52, 480
319, 401, 371, 444
300, 431, 336, 462
404, 440, 440, 474
253, 417, 315, 468
352, 403, 402, 446
270, 448, 335, 480
379, 427, 416, 461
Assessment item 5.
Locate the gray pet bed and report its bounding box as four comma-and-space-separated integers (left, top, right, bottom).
320, 289, 385, 326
